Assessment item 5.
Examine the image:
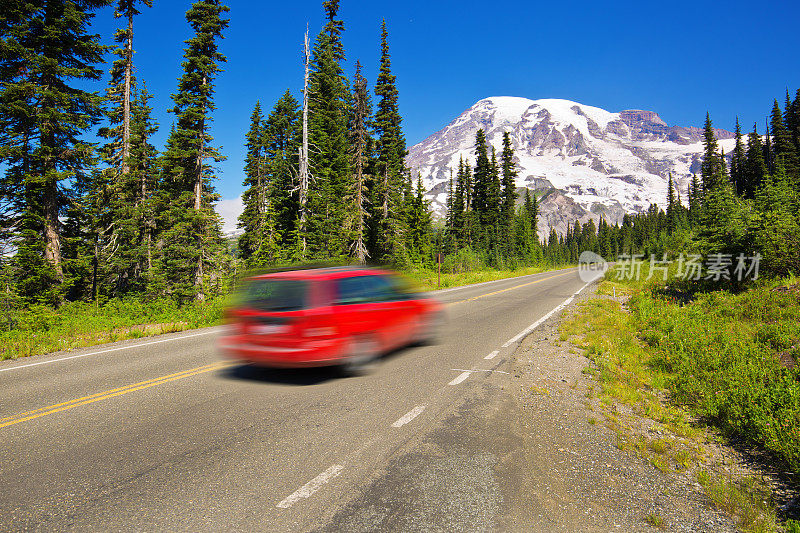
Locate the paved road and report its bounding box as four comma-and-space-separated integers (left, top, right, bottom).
0, 267, 595, 532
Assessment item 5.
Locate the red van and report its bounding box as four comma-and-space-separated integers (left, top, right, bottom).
218, 267, 443, 373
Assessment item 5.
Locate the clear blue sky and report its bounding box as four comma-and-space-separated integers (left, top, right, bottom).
87, 0, 800, 202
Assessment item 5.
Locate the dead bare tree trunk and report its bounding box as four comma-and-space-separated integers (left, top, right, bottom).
194, 75, 206, 301
351, 62, 369, 264
43, 178, 62, 281
298, 25, 310, 259
121, 11, 132, 176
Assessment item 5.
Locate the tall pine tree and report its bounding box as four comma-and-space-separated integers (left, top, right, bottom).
307, 0, 351, 258
156, 0, 229, 302
370, 19, 408, 263
0, 1, 109, 304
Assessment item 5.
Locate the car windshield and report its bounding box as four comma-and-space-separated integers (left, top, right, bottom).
240, 279, 308, 311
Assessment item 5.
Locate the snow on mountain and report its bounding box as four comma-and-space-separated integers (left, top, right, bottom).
406, 96, 737, 237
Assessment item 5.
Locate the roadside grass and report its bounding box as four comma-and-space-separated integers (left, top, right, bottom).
561, 267, 799, 531
0, 297, 225, 361
404, 263, 571, 292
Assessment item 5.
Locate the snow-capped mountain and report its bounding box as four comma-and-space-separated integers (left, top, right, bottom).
406, 96, 738, 236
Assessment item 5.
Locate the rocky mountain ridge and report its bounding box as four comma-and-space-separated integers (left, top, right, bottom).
406, 96, 737, 237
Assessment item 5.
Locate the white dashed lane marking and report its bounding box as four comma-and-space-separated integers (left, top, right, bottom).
448, 371, 472, 386
277, 464, 344, 509
391, 405, 426, 428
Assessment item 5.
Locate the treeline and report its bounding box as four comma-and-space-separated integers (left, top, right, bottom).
1, 0, 231, 306
236, 3, 431, 269
610, 88, 800, 283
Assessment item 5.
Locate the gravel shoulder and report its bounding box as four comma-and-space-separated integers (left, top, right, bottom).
504, 285, 738, 532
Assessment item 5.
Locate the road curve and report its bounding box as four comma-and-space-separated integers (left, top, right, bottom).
0, 267, 595, 531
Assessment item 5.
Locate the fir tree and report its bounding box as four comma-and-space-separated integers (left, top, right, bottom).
370, 19, 407, 262
485, 145, 502, 249
0, 1, 109, 303
237, 101, 267, 262
405, 176, 432, 264
754, 162, 800, 276
450, 161, 466, 246
666, 174, 678, 231
744, 123, 767, 199
264, 90, 301, 250
731, 117, 746, 196
500, 131, 518, 253
307, 0, 351, 258
156, 0, 229, 302
104, 0, 153, 178
471, 129, 491, 224
770, 99, 799, 180
700, 112, 724, 192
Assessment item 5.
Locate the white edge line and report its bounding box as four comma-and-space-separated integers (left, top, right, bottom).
448, 371, 472, 386
501, 277, 598, 348
391, 405, 426, 428
484, 350, 499, 360
0, 328, 221, 373
277, 464, 344, 509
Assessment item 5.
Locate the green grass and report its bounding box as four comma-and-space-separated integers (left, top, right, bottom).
0, 297, 226, 360
403, 262, 571, 292
562, 267, 800, 531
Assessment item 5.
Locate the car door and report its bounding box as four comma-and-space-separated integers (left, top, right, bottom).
361, 274, 416, 347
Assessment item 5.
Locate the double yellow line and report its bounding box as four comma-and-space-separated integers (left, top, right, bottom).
447, 270, 574, 306
0, 361, 234, 430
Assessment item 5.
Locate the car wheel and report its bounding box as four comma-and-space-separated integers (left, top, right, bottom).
341, 336, 380, 376
416, 311, 444, 346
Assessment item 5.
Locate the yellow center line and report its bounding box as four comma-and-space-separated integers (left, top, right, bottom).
445, 270, 575, 307
0, 361, 235, 430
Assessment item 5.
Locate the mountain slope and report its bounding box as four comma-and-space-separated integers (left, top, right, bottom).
406, 96, 737, 236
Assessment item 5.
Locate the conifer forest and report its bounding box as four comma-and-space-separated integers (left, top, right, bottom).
1, 0, 799, 314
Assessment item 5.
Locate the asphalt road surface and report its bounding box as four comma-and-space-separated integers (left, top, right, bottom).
0, 267, 597, 532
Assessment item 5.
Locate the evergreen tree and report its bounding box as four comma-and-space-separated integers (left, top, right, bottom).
744, 123, 766, 199
103, 0, 153, 178
700, 112, 724, 192
754, 162, 800, 276
770, 99, 799, 180
237, 101, 268, 262
666, 174, 678, 231
789, 88, 800, 152
485, 146, 502, 249
730, 117, 746, 196
155, 0, 229, 302
370, 19, 407, 263
404, 177, 432, 264
125, 85, 159, 285
450, 159, 466, 246
499, 132, 518, 254
0, 1, 109, 304
307, 0, 351, 258
264, 90, 301, 250
471, 129, 491, 224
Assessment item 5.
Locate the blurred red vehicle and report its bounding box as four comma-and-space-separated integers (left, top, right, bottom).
218, 266, 443, 373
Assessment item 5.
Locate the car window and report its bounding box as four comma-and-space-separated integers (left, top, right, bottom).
335, 276, 371, 304
335, 275, 403, 304
241, 279, 308, 311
